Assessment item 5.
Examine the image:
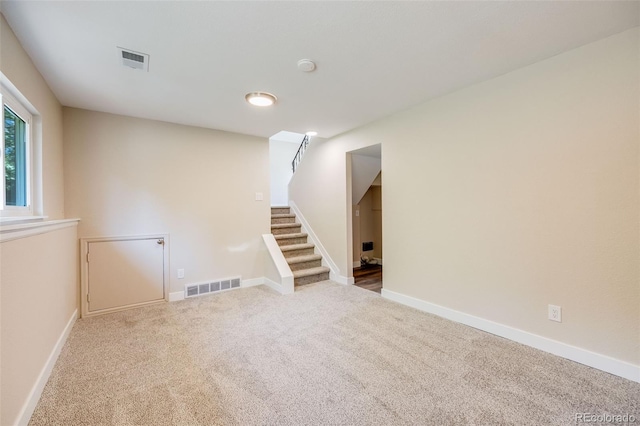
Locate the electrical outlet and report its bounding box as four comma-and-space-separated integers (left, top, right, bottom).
548, 304, 562, 322
255, 192, 263, 201
177, 269, 185, 279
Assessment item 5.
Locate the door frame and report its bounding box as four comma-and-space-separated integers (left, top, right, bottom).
80, 233, 170, 318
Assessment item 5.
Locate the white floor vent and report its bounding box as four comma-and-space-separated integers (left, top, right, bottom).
185, 277, 241, 298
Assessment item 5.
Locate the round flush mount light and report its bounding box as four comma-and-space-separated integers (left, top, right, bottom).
305, 131, 318, 136
245, 92, 277, 107
297, 59, 316, 72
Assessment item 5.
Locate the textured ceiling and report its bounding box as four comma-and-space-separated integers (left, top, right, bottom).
2, 1, 638, 139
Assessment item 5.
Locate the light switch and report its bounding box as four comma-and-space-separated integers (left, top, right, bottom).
255, 192, 263, 201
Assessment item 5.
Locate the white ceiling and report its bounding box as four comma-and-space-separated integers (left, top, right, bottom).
2, 1, 638, 139
351, 144, 381, 159
270, 131, 305, 145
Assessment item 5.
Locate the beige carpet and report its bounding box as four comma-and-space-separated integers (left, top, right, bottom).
30, 282, 639, 425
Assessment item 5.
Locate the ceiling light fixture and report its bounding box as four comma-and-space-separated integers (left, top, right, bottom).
297, 59, 316, 72
245, 92, 277, 107
305, 131, 318, 136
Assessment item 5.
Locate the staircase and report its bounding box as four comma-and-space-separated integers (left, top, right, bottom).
271, 207, 330, 286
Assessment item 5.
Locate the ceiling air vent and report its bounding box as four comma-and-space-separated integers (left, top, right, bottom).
117, 47, 149, 71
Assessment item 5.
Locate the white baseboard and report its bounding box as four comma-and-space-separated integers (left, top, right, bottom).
16, 309, 78, 426
241, 277, 265, 288
263, 277, 285, 293
381, 289, 640, 383
353, 261, 360, 268
331, 272, 354, 285
169, 291, 185, 302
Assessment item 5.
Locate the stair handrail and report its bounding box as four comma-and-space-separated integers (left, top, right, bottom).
292, 134, 310, 173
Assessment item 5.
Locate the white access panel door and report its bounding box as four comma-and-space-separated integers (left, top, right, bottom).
87, 238, 165, 313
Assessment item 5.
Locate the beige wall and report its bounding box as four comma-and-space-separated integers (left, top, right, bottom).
290, 28, 639, 364
352, 204, 360, 266
1, 15, 78, 425
353, 185, 382, 263
1, 226, 78, 425
289, 137, 359, 276
371, 185, 382, 260
0, 15, 65, 219
63, 108, 271, 292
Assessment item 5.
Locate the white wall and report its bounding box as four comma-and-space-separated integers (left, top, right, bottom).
269, 138, 300, 206
290, 28, 639, 367
63, 108, 271, 293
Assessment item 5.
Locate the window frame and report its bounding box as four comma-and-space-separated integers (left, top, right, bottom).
1, 79, 35, 219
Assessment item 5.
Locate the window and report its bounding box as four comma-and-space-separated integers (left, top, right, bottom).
1, 77, 36, 219
4, 103, 29, 207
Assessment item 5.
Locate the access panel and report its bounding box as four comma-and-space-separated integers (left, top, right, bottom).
87, 237, 165, 313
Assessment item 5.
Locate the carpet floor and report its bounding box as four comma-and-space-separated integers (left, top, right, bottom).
30, 281, 639, 425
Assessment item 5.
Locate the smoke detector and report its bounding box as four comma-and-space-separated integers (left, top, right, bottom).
117, 47, 149, 72
297, 59, 316, 72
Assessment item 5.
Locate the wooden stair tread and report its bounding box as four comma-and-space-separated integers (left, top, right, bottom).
293, 266, 330, 278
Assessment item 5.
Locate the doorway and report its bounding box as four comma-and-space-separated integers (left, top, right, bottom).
349, 144, 382, 293
353, 264, 383, 293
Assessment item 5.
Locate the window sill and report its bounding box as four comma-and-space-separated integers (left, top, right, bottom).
0, 218, 80, 242
0, 215, 48, 224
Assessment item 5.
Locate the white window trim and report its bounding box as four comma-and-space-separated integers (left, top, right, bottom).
0, 72, 42, 221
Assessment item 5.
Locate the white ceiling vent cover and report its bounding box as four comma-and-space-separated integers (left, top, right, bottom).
117, 47, 149, 71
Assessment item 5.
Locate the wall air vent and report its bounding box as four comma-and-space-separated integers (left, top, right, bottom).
184, 276, 242, 299
117, 47, 149, 71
